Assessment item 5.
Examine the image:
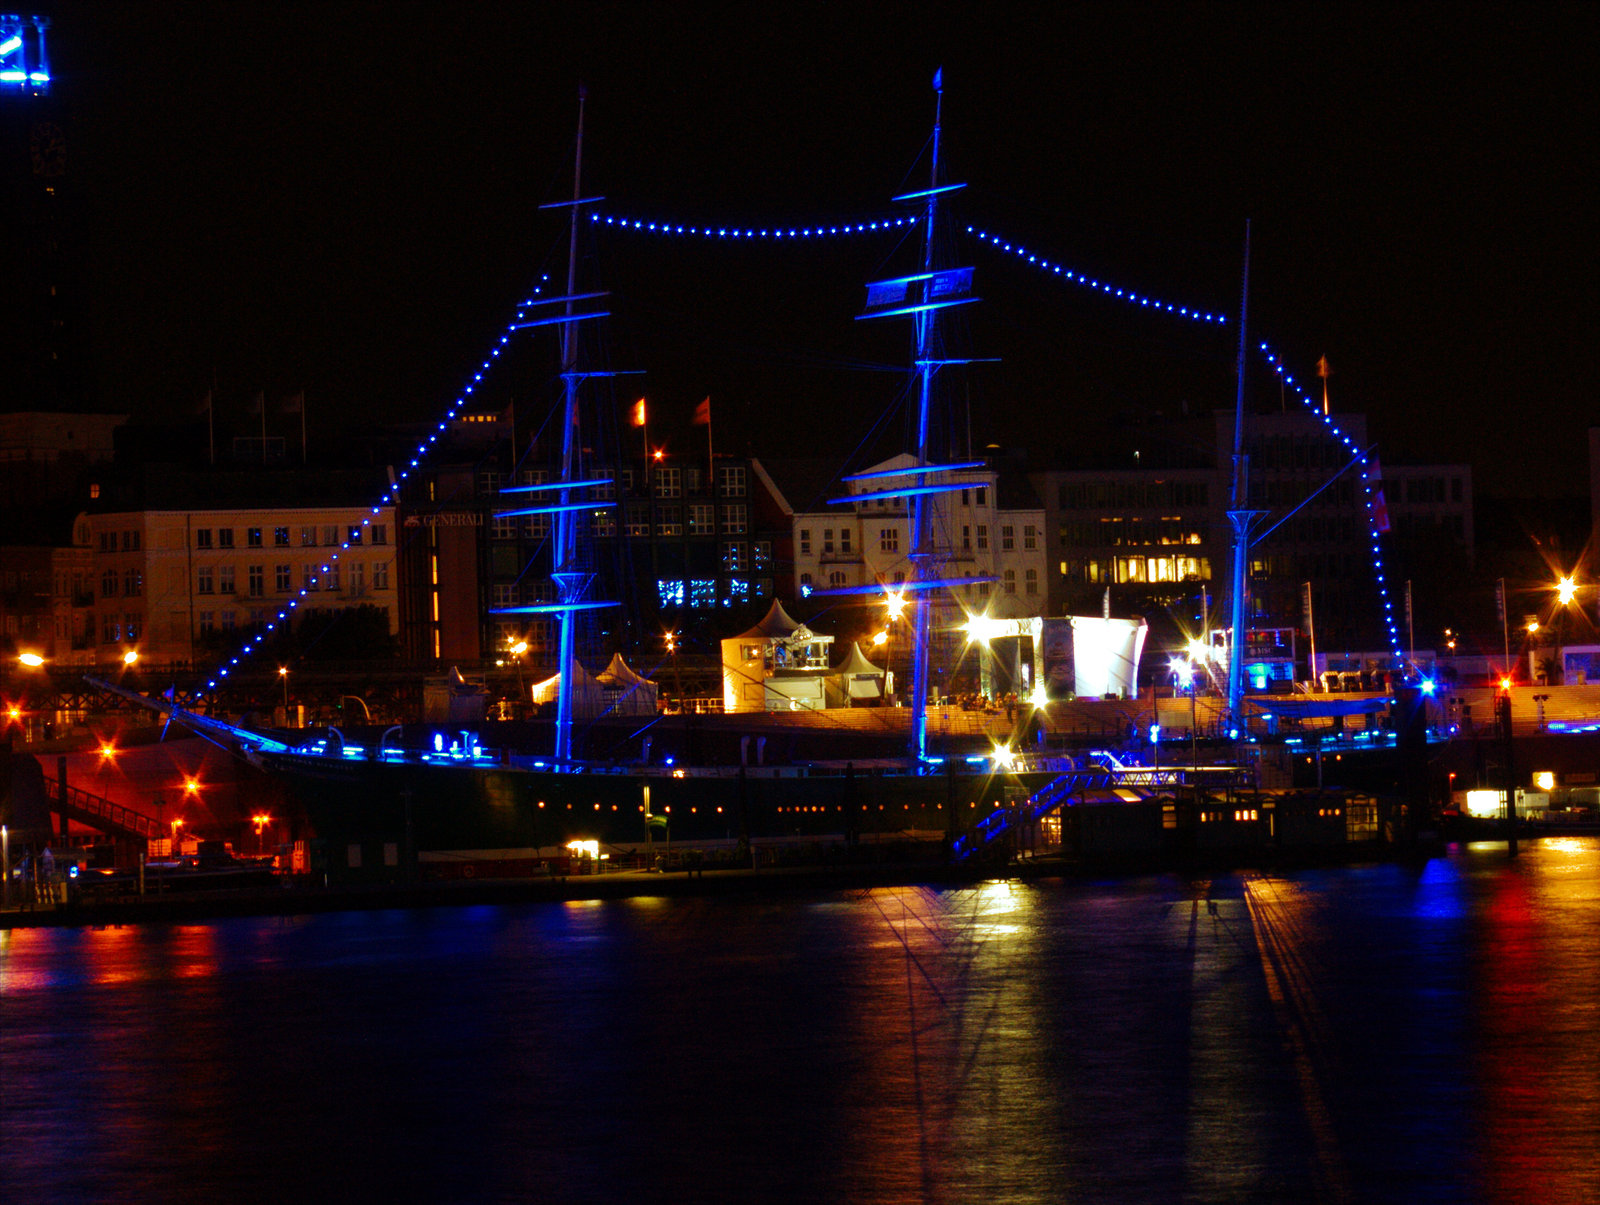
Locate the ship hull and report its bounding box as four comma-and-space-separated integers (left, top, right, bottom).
267, 751, 1055, 878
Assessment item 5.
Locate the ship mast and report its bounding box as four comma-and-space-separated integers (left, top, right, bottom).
839, 70, 992, 764
488, 87, 622, 765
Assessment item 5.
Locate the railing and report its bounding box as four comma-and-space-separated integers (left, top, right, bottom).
43, 779, 162, 840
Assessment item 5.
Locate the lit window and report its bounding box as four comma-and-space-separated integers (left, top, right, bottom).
657, 579, 684, 608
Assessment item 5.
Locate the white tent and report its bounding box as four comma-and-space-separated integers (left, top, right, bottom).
720, 599, 835, 713
827, 641, 887, 706
529, 659, 607, 718
596, 653, 660, 716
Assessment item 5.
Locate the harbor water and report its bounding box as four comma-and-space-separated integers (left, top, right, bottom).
3, 839, 1598, 1203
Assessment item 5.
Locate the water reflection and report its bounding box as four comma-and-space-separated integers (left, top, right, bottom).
2, 841, 1599, 1202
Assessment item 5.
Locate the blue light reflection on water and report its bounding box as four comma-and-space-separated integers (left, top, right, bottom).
2, 840, 1598, 1204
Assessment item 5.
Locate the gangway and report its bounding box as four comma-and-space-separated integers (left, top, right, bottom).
954, 760, 1253, 861
42, 778, 164, 842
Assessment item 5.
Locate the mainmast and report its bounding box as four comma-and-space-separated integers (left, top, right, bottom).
839, 69, 992, 764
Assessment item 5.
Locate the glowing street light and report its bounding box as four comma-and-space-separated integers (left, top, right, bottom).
1556, 575, 1578, 606
121, 649, 139, 666
883, 589, 907, 623
17, 652, 44, 667
991, 741, 1015, 770
963, 613, 1004, 644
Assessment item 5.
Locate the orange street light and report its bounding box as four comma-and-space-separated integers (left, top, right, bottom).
18, 652, 44, 667
122, 649, 139, 666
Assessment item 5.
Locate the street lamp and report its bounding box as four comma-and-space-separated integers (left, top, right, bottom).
278, 665, 290, 710
252, 813, 272, 854
17, 652, 44, 668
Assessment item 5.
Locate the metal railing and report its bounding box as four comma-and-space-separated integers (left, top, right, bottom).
43, 779, 162, 840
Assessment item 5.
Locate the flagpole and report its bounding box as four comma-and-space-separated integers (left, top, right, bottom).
259, 391, 267, 463
301, 390, 307, 464
706, 398, 715, 491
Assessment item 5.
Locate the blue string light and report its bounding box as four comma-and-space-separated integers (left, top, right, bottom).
591, 212, 918, 240
1257, 341, 1404, 662
965, 225, 1231, 325
202, 277, 553, 692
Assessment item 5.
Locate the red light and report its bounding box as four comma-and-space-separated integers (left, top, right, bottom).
1499, 677, 1513, 691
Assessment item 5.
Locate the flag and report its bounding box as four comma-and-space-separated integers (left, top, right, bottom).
194, 390, 212, 416
632, 398, 647, 427
1495, 578, 1507, 628
280, 390, 303, 414
1367, 457, 1390, 534
692, 396, 711, 426
246, 391, 264, 416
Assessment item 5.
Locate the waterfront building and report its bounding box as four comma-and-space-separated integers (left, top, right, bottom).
72, 467, 397, 669
1035, 408, 1474, 677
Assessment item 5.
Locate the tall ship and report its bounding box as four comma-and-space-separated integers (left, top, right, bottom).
94, 78, 1396, 881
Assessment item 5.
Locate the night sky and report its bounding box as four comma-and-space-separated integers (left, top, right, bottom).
38, 2, 1598, 495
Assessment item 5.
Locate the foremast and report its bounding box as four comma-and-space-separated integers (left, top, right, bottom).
488, 87, 622, 764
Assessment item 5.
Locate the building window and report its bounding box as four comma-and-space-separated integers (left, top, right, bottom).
300, 526, 317, 546
274, 526, 290, 547
197, 567, 214, 594
590, 510, 616, 538
198, 611, 214, 635
799, 572, 813, 593
723, 542, 746, 571
373, 562, 389, 590
799, 529, 812, 556
753, 541, 772, 570
1025, 568, 1038, 595
221, 611, 237, 631
720, 504, 748, 534
123, 569, 143, 597
689, 579, 717, 608
688, 503, 715, 534
275, 564, 291, 592
324, 563, 341, 592
321, 525, 338, 546
371, 524, 388, 545
124, 614, 140, 641
102, 615, 120, 643
217, 528, 234, 549
350, 563, 365, 595
1024, 525, 1037, 550
717, 466, 746, 496
626, 504, 650, 537
1001, 525, 1015, 551
1004, 569, 1016, 594
656, 508, 683, 537
839, 528, 852, 553
524, 513, 551, 539
823, 529, 835, 554
492, 583, 518, 608
248, 566, 264, 597
196, 528, 213, 549
101, 569, 117, 598
217, 565, 234, 594
657, 579, 685, 609
976, 487, 987, 506
492, 515, 518, 540
654, 467, 682, 498
977, 524, 989, 550
962, 525, 971, 550
724, 578, 750, 607
246, 527, 262, 548
347, 526, 363, 545
301, 564, 316, 591
828, 571, 847, 589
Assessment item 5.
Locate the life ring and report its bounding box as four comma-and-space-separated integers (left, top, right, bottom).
462, 865, 476, 878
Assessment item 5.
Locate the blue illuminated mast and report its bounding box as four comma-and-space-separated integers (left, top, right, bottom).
1224, 222, 1265, 733
488, 87, 621, 765
853, 69, 989, 763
